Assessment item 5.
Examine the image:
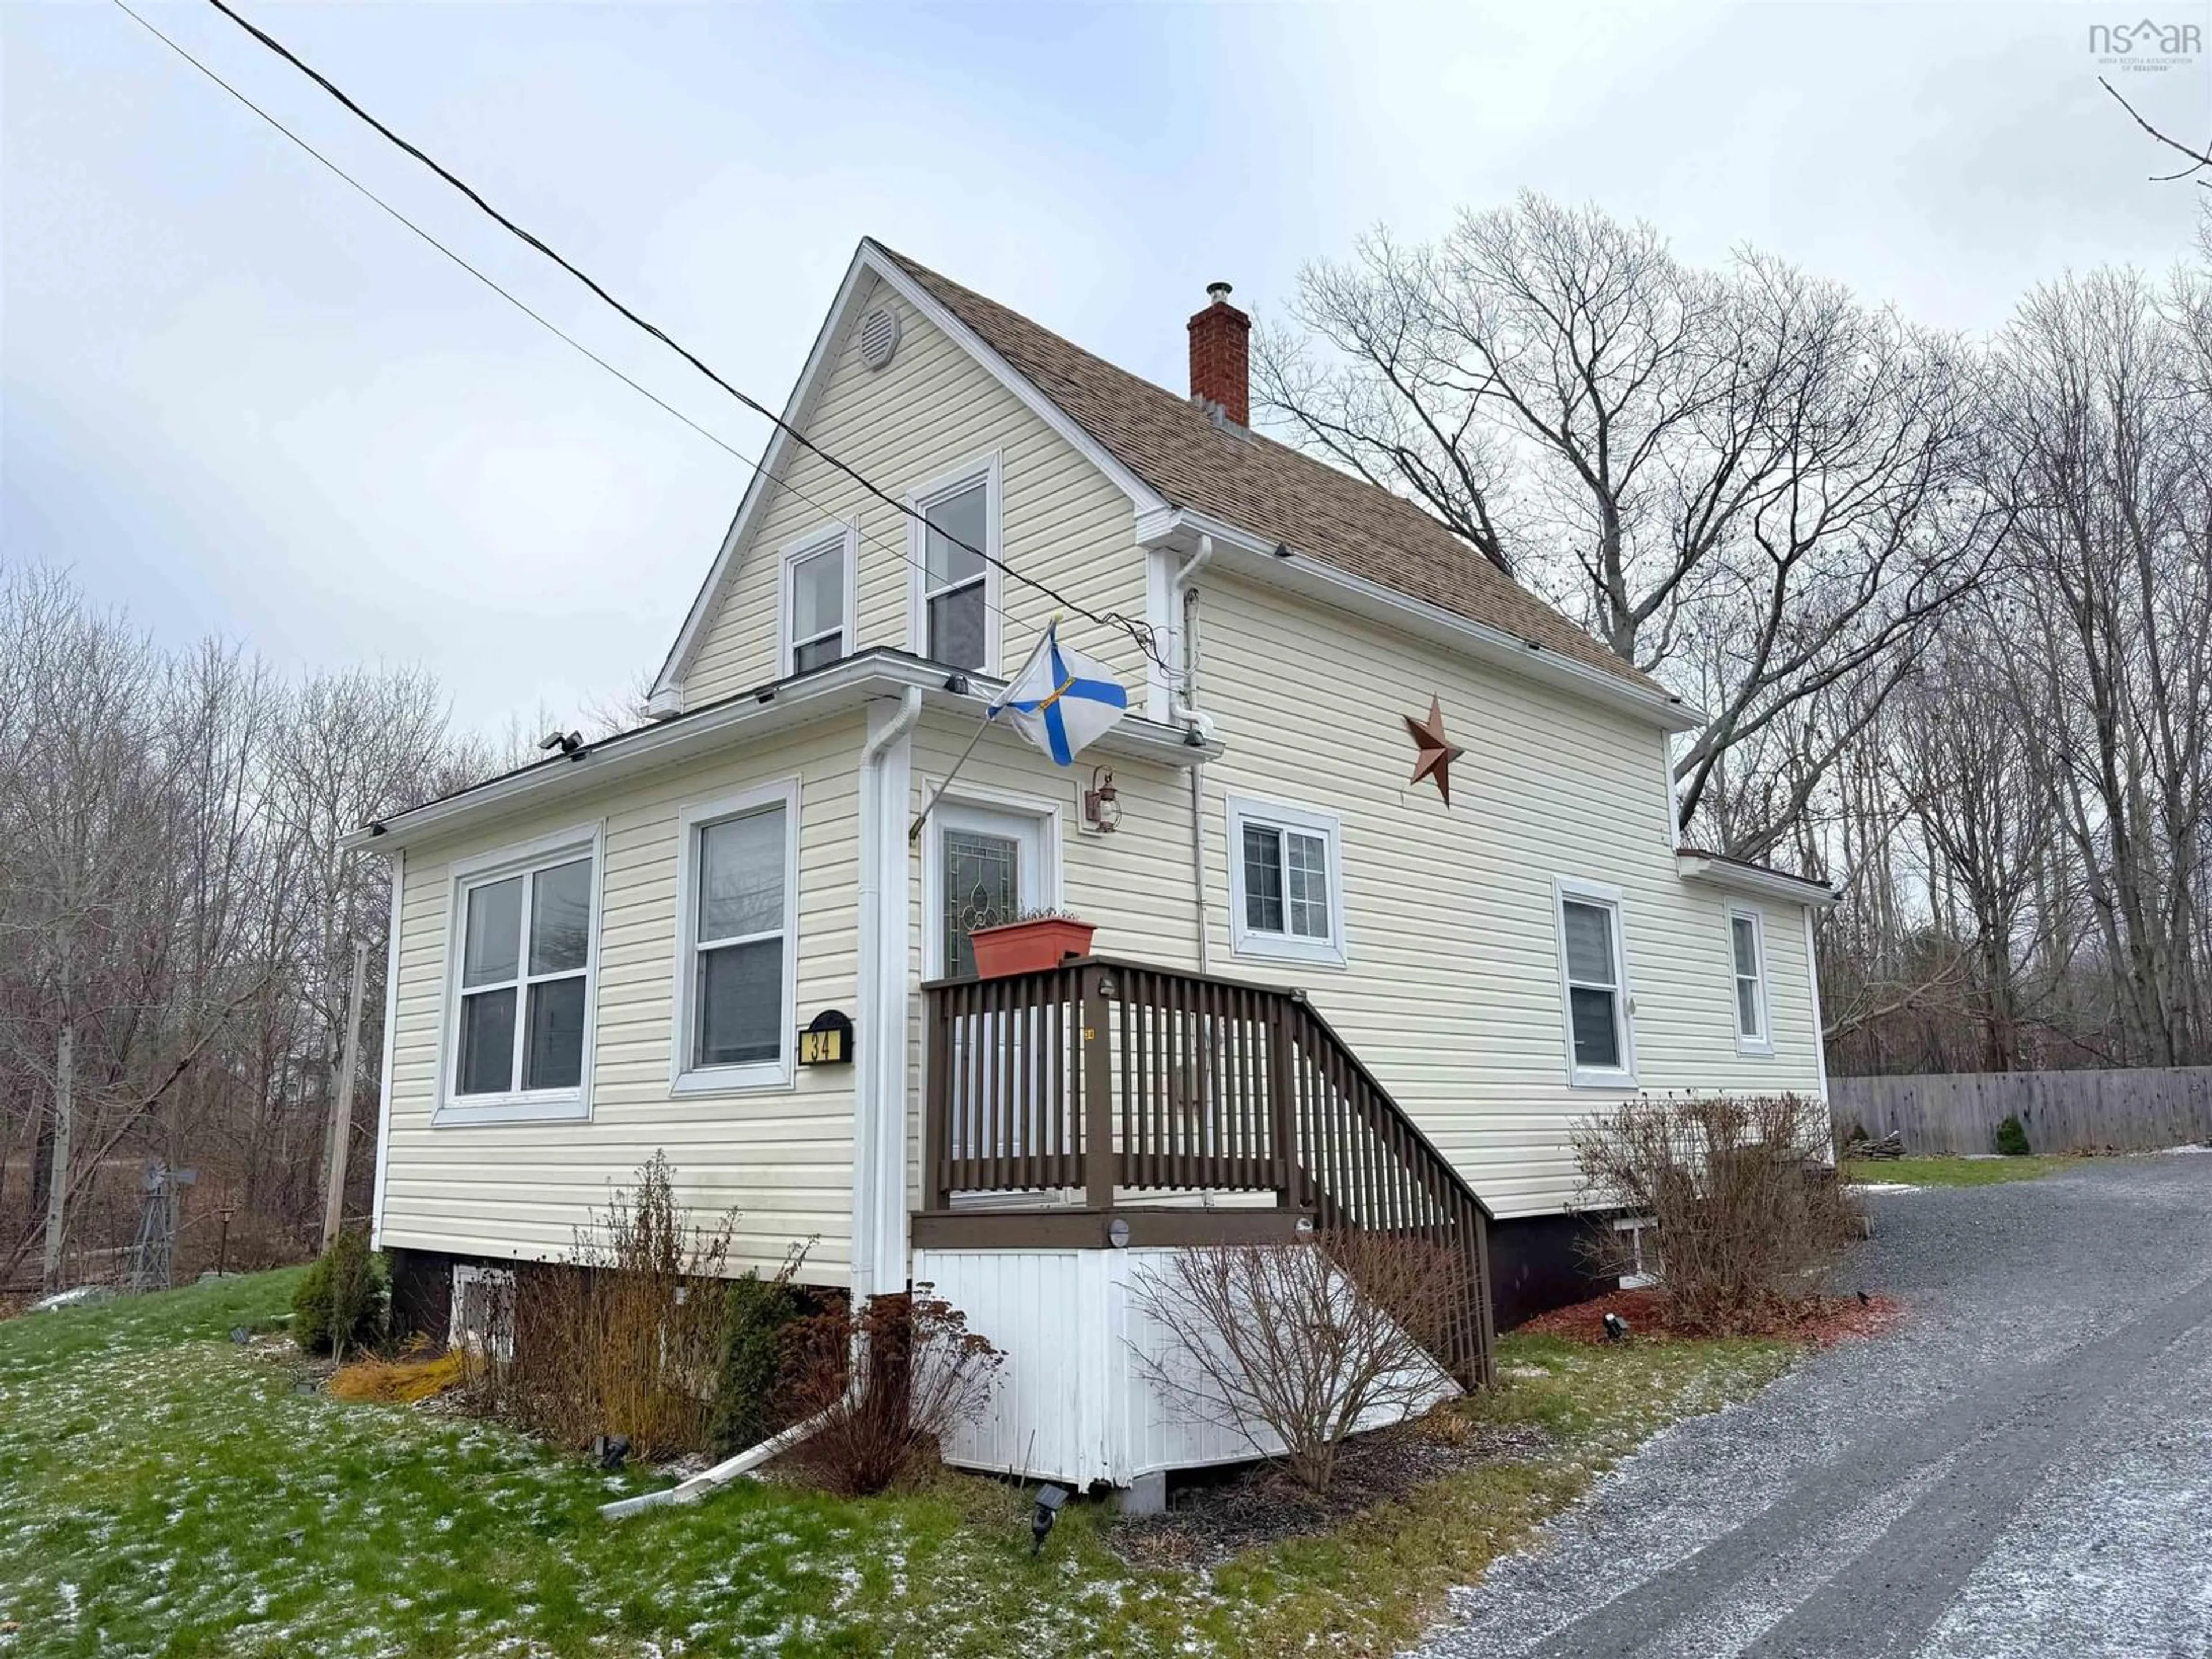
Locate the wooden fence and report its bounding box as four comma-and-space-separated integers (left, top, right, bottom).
1831, 1067, 2212, 1156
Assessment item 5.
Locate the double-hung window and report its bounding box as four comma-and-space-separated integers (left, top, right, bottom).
1555, 878, 1635, 1087
1227, 797, 1346, 967
909, 456, 999, 673
673, 780, 800, 1092
1729, 906, 1772, 1055
781, 524, 854, 677
444, 828, 600, 1121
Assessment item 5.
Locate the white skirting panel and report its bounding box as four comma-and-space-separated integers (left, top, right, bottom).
914, 1245, 1456, 1489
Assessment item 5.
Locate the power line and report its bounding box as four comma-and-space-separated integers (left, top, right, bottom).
187, 0, 1166, 672
106, 0, 1090, 660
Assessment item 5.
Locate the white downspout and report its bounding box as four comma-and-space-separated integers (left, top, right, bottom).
854, 686, 922, 1309
604, 684, 923, 1520
1173, 537, 1215, 972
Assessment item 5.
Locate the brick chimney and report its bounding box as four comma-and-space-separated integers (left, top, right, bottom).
1187, 282, 1250, 427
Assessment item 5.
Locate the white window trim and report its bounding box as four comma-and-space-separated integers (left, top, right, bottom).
778, 521, 858, 679
1728, 903, 1775, 1058
669, 777, 802, 1096
435, 822, 605, 1126
1226, 794, 1348, 968
1552, 874, 1638, 1090
906, 450, 1003, 675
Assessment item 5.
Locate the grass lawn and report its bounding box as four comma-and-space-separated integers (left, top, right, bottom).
0, 1271, 1795, 1658
1844, 1154, 2071, 1187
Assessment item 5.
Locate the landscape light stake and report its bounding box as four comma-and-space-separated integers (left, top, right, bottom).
1030, 1483, 1068, 1555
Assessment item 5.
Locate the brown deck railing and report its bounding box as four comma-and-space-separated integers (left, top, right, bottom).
922, 956, 1495, 1385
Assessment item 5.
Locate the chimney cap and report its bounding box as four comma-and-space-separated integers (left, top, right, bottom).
1206, 282, 1234, 304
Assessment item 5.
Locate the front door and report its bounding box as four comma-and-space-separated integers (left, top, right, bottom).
929, 802, 1054, 1188
931, 804, 1047, 980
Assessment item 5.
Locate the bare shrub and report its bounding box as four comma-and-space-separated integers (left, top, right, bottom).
1572, 1093, 1863, 1335
464, 1152, 731, 1459
1131, 1232, 1465, 1497
777, 1287, 1002, 1497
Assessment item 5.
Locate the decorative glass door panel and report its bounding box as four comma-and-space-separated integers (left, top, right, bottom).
941, 829, 1021, 982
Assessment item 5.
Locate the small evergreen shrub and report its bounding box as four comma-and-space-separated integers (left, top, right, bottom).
293, 1228, 386, 1359
1995, 1115, 2031, 1156
710, 1257, 805, 1457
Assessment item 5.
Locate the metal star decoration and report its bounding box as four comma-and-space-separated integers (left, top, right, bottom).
1403, 695, 1467, 806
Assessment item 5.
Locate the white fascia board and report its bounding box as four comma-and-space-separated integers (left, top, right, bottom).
653, 241, 1172, 706
344, 652, 1214, 854
1677, 852, 1844, 908
1136, 506, 1706, 734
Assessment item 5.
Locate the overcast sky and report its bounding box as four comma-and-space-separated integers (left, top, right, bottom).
5, 1, 2208, 736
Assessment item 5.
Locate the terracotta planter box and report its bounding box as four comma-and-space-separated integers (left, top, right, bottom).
969, 918, 1097, 979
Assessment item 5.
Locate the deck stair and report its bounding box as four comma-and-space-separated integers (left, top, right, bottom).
922, 957, 1495, 1386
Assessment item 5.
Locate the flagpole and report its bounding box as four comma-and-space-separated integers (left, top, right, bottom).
910, 615, 1063, 842
907, 711, 996, 843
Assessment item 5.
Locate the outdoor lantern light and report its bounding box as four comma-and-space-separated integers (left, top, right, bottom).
1031, 1483, 1069, 1555
1084, 766, 1122, 834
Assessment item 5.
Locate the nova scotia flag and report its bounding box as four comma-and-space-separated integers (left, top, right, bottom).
993, 623, 1128, 765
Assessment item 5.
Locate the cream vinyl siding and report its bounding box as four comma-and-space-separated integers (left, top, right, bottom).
380, 715, 865, 1285
681, 275, 1153, 709
898, 710, 1201, 1210
1193, 574, 1823, 1221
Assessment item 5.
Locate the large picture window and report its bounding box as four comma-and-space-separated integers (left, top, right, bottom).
908, 456, 1000, 673
1226, 796, 1346, 967
1554, 878, 1636, 1088
442, 828, 600, 1122
673, 781, 800, 1092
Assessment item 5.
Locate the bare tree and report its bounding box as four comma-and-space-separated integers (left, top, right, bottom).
0, 566, 623, 1288
1131, 1233, 1463, 1496
1256, 194, 1998, 858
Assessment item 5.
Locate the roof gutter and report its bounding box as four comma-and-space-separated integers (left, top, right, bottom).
1135, 506, 1706, 734
1676, 851, 1844, 907
346, 651, 1218, 854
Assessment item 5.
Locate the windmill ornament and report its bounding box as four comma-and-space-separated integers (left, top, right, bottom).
1403, 695, 1466, 806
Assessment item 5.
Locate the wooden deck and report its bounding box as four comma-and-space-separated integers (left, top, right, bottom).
917, 956, 1496, 1386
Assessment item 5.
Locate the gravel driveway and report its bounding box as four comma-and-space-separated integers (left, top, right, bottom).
1415, 1154, 2212, 1659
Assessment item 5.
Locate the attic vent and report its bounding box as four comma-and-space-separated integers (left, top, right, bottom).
859, 306, 902, 371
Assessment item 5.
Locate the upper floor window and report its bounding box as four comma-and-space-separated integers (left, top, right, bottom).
1729, 905, 1772, 1055
673, 780, 800, 1093
1227, 796, 1347, 967
908, 454, 1001, 673
443, 827, 600, 1122
1555, 877, 1636, 1088
781, 524, 854, 677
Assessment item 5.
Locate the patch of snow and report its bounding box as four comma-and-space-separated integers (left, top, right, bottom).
1853, 1181, 1925, 1194
29, 1286, 115, 1313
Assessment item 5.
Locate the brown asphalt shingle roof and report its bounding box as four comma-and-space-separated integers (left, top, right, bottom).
872, 243, 1672, 702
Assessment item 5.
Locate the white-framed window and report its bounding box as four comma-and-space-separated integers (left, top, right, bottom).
779, 522, 856, 677
439, 825, 603, 1124
1552, 876, 1636, 1088
671, 779, 800, 1094
1226, 796, 1347, 967
907, 453, 1001, 674
1729, 904, 1773, 1055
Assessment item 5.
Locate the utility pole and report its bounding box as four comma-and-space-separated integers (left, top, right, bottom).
41, 1025, 74, 1293
320, 941, 371, 1252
